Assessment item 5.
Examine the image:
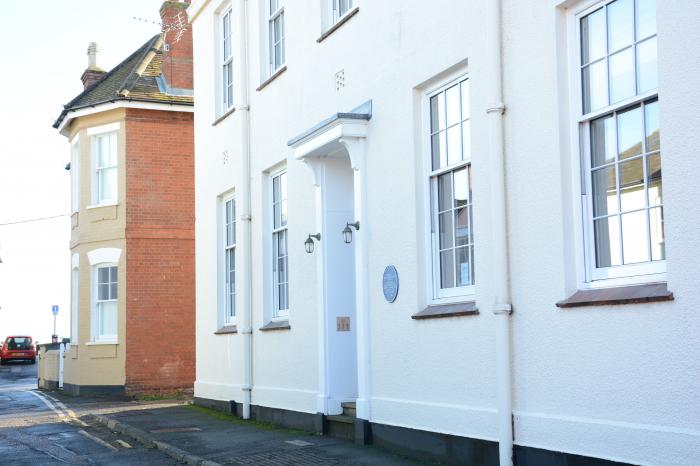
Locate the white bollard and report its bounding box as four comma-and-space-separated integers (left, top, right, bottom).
58, 343, 65, 389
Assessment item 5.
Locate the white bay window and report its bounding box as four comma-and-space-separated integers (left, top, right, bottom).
94, 265, 117, 341
93, 132, 117, 205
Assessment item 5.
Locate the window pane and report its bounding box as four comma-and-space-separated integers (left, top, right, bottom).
649, 206, 665, 260
273, 203, 281, 229
455, 247, 471, 287
636, 37, 657, 94
273, 175, 280, 203
110, 283, 118, 300
440, 250, 454, 289
431, 132, 446, 170
100, 302, 117, 337
591, 115, 616, 167
432, 93, 446, 132
592, 166, 617, 216
617, 106, 642, 159
607, 0, 634, 52
453, 168, 469, 207
280, 199, 288, 227
636, 0, 656, 40
445, 84, 461, 127
278, 284, 288, 311
108, 134, 117, 166
278, 257, 286, 283
98, 283, 109, 300
100, 167, 117, 201
609, 48, 635, 104
581, 7, 606, 64
109, 266, 118, 282
439, 213, 454, 249
454, 208, 469, 247
278, 229, 287, 256
446, 125, 462, 167
461, 121, 471, 161
644, 100, 659, 151
437, 173, 452, 212
647, 152, 662, 205
621, 210, 649, 263
98, 267, 109, 284
460, 80, 470, 120
594, 215, 622, 267
619, 157, 645, 212
279, 172, 287, 200
582, 60, 607, 113
270, 0, 278, 13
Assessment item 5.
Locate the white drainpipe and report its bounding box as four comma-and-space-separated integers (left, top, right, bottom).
485, 1, 513, 465
238, 0, 253, 420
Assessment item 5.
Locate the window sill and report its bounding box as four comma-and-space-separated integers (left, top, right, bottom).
317, 6, 360, 43
556, 282, 673, 308
212, 106, 236, 127
259, 320, 290, 331
412, 301, 478, 320
85, 340, 118, 346
256, 65, 287, 92
214, 324, 238, 335
86, 202, 118, 210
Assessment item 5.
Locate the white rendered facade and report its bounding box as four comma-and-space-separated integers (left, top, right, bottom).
189, 1, 700, 464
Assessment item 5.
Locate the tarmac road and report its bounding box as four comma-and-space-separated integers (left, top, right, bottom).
0, 361, 177, 465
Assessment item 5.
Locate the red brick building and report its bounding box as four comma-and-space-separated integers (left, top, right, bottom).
52, 1, 195, 396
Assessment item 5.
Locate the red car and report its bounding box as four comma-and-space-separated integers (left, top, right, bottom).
0, 336, 36, 364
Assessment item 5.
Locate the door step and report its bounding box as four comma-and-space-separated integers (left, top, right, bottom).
341, 401, 356, 418
326, 414, 355, 441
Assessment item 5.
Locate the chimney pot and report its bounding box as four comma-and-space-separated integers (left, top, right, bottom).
81, 41, 106, 89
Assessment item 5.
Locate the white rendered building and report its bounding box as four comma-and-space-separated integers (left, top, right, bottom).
187, 0, 700, 464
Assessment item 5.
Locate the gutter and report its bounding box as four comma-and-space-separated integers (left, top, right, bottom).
485, 1, 514, 465
238, 0, 253, 420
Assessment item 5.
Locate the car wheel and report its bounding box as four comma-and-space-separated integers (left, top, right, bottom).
0, 359, 5, 366
30, 358, 36, 364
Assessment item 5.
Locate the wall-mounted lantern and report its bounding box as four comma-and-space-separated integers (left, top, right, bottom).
342, 221, 360, 244
304, 233, 321, 254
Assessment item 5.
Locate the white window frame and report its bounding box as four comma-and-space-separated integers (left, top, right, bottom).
568, 0, 664, 288
91, 131, 118, 206
70, 137, 80, 213
270, 169, 289, 319
221, 7, 234, 112
330, 0, 353, 26
424, 73, 475, 303
222, 195, 236, 324
267, 0, 285, 75
92, 264, 118, 343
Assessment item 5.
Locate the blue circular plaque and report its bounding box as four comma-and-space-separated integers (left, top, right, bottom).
382, 266, 399, 303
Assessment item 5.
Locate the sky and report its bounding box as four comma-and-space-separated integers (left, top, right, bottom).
0, 0, 164, 343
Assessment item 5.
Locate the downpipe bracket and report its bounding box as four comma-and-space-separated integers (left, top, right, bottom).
486, 102, 506, 115
493, 303, 513, 315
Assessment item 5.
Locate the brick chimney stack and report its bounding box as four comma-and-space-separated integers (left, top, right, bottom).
81, 42, 106, 89
160, 1, 193, 91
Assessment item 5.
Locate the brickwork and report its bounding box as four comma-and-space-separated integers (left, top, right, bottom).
124, 108, 195, 395
160, 1, 193, 90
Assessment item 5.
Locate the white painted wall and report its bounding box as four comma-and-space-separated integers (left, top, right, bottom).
190, 0, 700, 464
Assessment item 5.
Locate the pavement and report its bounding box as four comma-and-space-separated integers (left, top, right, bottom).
0, 362, 423, 465
55, 397, 424, 465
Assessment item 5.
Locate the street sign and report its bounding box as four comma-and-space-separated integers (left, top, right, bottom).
52, 305, 59, 316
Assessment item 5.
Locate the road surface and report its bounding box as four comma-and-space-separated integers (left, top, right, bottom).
0, 361, 176, 465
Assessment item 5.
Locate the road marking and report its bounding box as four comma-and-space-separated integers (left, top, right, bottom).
116, 439, 132, 448
27, 390, 66, 420
78, 429, 118, 451
42, 392, 87, 426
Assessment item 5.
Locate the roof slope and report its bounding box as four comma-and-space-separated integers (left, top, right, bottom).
53, 34, 193, 129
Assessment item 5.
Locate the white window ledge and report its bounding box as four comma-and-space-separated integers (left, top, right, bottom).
86, 202, 118, 210
85, 340, 118, 346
